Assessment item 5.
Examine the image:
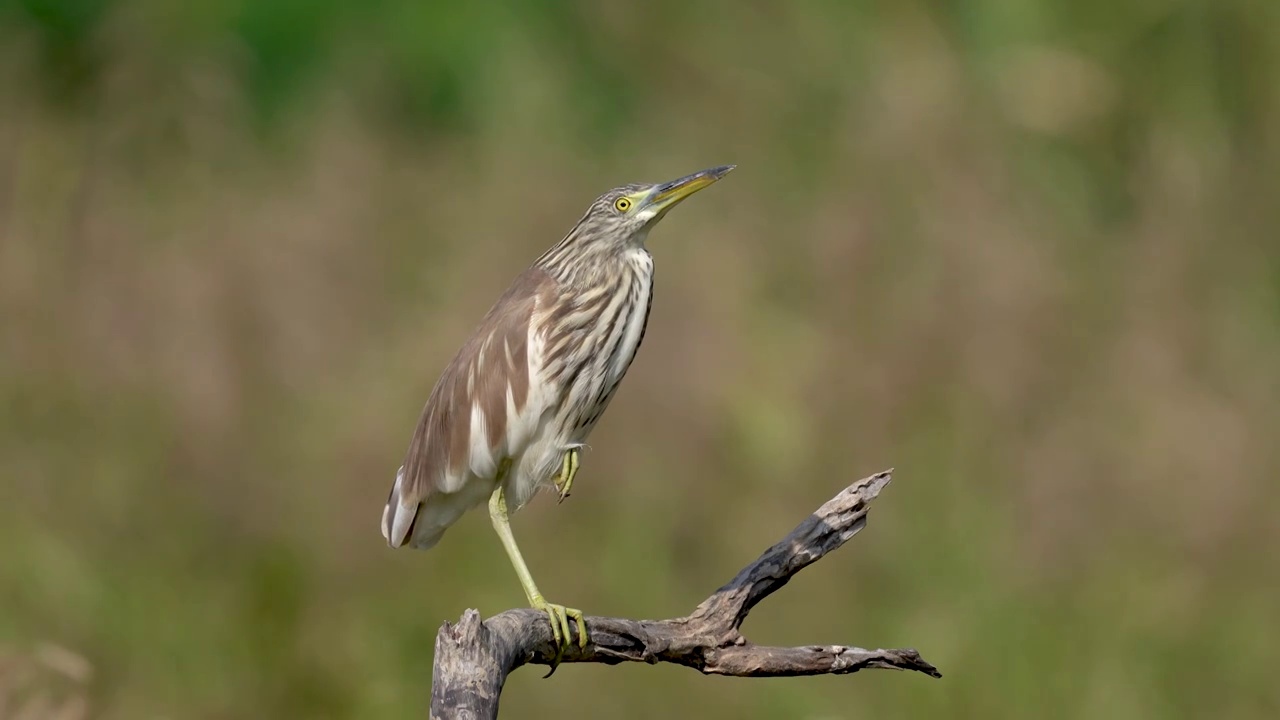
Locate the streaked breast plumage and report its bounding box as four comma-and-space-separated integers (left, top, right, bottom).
381, 250, 654, 550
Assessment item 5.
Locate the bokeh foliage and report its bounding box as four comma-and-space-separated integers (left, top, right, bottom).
2, 0, 1278, 718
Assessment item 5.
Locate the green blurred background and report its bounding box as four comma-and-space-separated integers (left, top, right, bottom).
2, 0, 1278, 718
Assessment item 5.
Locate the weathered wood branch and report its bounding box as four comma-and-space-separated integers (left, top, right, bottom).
430, 469, 939, 719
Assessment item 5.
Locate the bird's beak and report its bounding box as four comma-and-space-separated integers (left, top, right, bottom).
644, 165, 735, 216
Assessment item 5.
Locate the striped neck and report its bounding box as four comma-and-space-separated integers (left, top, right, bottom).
534, 227, 652, 286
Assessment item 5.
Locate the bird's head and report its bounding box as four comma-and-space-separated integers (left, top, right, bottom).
563, 165, 736, 253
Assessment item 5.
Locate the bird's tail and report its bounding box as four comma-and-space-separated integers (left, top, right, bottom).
381, 466, 422, 547
381, 466, 488, 550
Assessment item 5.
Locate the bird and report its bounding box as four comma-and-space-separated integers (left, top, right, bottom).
381, 165, 735, 668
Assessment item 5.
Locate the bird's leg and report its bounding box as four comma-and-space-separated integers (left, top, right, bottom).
487, 485, 588, 675
552, 447, 580, 504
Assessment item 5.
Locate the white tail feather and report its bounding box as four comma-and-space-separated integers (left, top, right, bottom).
381, 465, 493, 550
382, 467, 418, 547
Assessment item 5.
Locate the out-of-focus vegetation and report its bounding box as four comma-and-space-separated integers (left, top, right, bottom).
2, 0, 1278, 718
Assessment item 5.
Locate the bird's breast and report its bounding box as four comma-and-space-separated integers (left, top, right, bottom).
605, 251, 655, 386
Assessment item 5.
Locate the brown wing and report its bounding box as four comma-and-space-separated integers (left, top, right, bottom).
381, 267, 555, 549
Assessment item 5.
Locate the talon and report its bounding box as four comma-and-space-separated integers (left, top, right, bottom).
567, 607, 588, 650
542, 605, 565, 676
553, 448, 580, 503
530, 597, 588, 678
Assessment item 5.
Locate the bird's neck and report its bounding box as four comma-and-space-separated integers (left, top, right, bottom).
535, 239, 652, 288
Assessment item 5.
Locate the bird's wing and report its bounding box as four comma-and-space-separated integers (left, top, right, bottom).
382, 267, 557, 548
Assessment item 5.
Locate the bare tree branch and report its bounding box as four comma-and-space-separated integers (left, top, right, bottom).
430, 469, 939, 719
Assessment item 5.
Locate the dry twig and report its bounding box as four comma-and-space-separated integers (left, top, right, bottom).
430, 470, 939, 719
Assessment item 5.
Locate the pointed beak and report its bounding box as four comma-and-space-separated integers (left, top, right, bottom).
645, 165, 735, 214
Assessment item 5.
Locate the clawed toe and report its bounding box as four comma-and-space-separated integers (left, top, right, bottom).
532, 600, 588, 677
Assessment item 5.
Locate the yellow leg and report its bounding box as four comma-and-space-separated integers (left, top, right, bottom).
487, 485, 587, 675
552, 447, 580, 504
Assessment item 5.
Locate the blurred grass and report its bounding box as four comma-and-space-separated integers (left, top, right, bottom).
2, 0, 1279, 718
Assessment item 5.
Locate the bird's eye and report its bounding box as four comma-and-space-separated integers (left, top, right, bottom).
614, 197, 632, 213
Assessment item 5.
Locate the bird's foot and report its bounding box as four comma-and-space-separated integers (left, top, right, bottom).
552, 447, 580, 504
529, 594, 587, 677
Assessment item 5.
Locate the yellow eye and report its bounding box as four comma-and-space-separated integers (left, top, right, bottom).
614, 197, 632, 213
